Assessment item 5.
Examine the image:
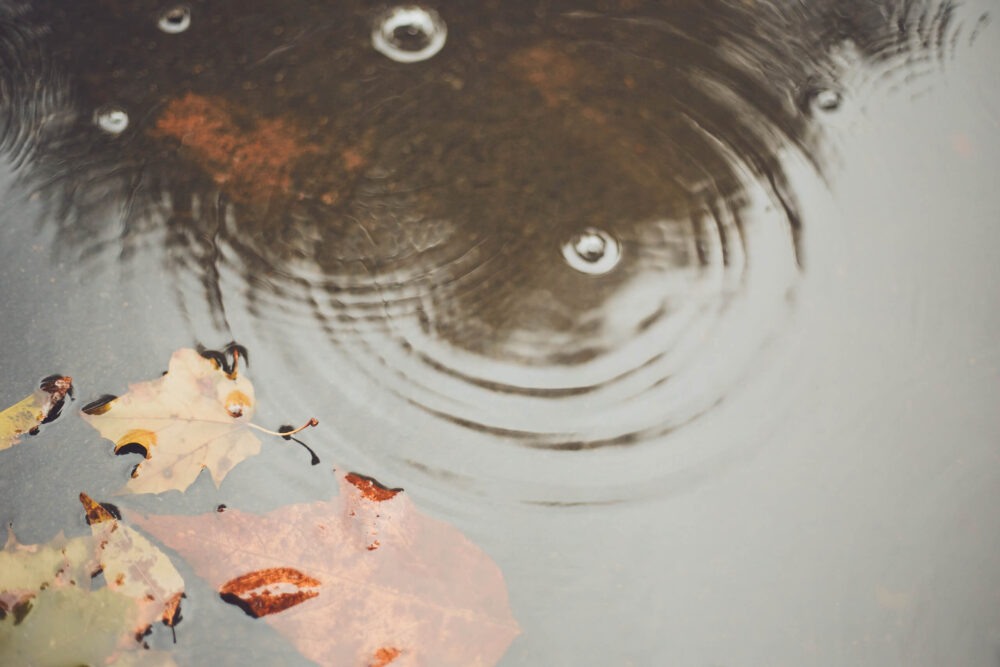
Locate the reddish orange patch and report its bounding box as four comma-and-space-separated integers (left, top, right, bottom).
219, 567, 321, 618
509, 44, 578, 107
151, 93, 318, 203
370, 647, 402, 667
345, 473, 402, 502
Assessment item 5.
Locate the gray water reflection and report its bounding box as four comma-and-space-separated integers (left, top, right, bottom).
1, 0, 999, 665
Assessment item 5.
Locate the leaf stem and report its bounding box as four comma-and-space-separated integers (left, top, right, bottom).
247, 417, 319, 437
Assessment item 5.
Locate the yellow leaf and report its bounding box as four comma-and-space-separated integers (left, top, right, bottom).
0, 377, 72, 450
81, 348, 262, 494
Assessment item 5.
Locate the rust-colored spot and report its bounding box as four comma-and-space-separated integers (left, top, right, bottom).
366, 540, 380, 551
151, 92, 319, 204
114, 429, 157, 457
345, 473, 403, 502
114, 573, 126, 586
370, 647, 402, 667
509, 44, 579, 107
342, 146, 366, 172
79, 493, 116, 525
218, 567, 321, 618
40, 376, 72, 404
162, 591, 184, 626
224, 390, 252, 418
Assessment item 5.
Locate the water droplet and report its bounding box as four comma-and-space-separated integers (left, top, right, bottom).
561, 229, 622, 275
157, 5, 191, 34
813, 89, 842, 112
372, 6, 447, 63
94, 107, 129, 135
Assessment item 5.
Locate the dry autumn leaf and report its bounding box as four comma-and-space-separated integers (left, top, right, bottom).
0, 494, 184, 665
129, 470, 520, 667
81, 347, 316, 495
80, 493, 185, 635
0, 375, 72, 450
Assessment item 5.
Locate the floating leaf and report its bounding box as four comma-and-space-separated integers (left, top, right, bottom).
81, 347, 314, 494
80, 493, 185, 634
0, 583, 138, 666
0, 495, 184, 665
129, 470, 519, 666
0, 376, 72, 450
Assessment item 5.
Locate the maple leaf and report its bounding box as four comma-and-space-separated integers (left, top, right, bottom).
0, 495, 185, 665
0, 375, 72, 450
81, 347, 315, 494
129, 470, 520, 666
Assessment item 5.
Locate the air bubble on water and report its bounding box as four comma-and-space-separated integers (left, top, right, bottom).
372, 6, 447, 63
157, 5, 191, 34
95, 107, 129, 135
561, 229, 622, 275
813, 89, 842, 112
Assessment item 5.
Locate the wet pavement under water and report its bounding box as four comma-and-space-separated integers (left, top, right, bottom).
1, 0, 1000, 664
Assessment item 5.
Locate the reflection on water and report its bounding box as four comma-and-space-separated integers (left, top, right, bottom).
3, 1, 1000, 665
0, 0, 984, 495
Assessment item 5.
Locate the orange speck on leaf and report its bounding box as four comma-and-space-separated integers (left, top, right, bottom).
219, 567, 321, 618
345, 473, 402, 502
370, 647, 402, 666
224, 390, 252, 419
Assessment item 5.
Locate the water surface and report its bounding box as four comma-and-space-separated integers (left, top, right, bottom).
2, 0, 999, 664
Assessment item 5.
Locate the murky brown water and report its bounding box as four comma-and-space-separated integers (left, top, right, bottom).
2, 0, 999, 664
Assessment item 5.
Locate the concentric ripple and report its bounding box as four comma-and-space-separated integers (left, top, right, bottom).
0, 0, 979, 501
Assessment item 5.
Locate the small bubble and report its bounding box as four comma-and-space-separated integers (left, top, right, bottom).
94, 107, 129, 135
157, 5, 191, 34
561, 228, 622, 275
813, 89, 842, 112
372, 6, 447, 63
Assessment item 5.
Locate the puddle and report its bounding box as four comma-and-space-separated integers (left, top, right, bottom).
1, 0, 999, 665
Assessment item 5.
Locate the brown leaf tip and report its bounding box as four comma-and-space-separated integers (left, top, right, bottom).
345, 473, 403, 502
370, 647, 402, 667
37, 375, 73, 426
79, 493, 117, 525
39, 375, 73, 399
162, 591, 184, 627
81, 394, 117, 416
0, 596, 35, 625
219, 567, 321, 618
